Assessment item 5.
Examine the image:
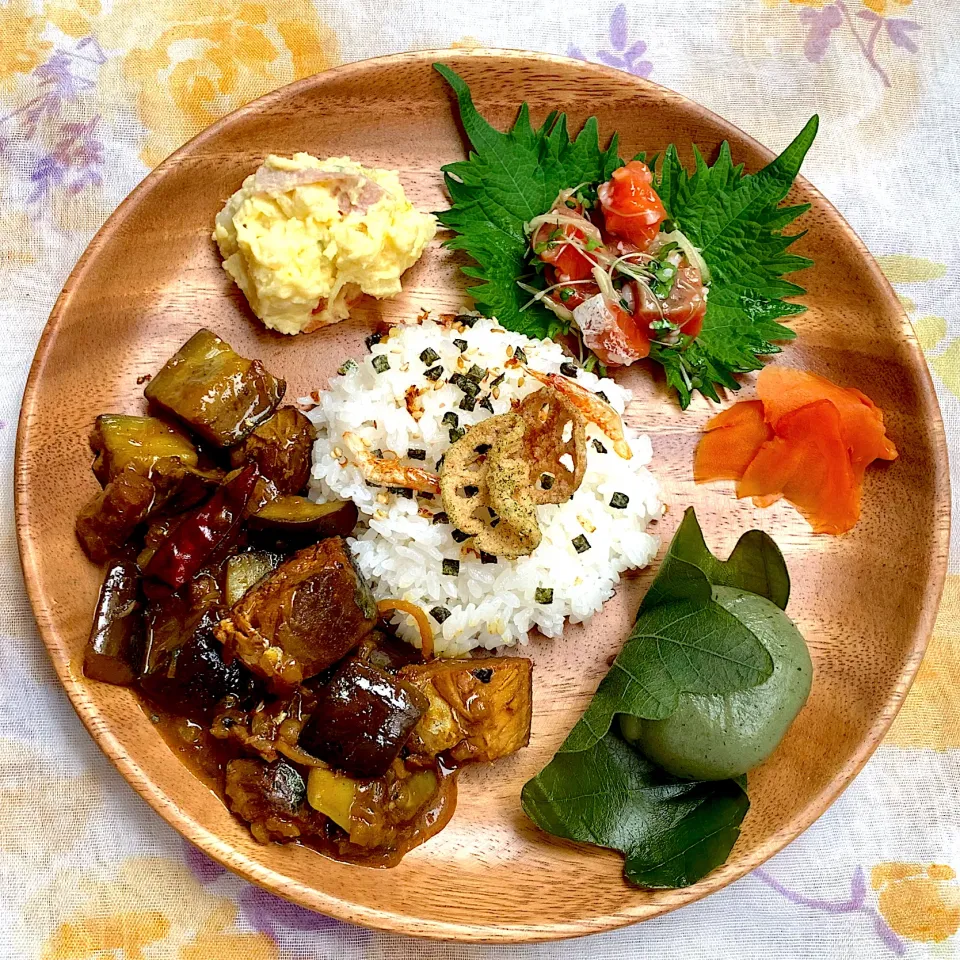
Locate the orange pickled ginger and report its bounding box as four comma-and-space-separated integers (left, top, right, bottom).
694, 366, 898, 535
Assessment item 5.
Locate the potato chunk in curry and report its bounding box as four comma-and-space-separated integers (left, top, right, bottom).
399, 657, 532, 764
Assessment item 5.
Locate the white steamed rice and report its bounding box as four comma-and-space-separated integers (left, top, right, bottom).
306, 316, 662, 656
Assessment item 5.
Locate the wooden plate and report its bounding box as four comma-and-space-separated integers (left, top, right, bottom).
15, 49, 949, 942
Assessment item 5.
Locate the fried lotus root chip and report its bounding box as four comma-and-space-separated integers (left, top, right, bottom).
440, 414, 541, 559
518, 388, 586, 504
439, 416, 502, 536
484, 416, 541, 558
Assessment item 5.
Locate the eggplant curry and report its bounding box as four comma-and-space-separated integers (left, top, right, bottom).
77, 329, 533, 867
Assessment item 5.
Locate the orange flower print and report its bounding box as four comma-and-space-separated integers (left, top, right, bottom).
872, 863, 960, 943
113, 0, 340, 166
0, 0, 52, 86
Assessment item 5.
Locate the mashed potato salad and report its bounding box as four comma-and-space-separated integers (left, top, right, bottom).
214, 154, 436, 334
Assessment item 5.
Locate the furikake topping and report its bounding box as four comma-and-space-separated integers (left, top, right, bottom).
338, 358, 358, 376
430, 606, 451, 623
451, 528, 472, 543
560, 362, 579, 378
420, 347, 440, 365
424, 364, 444, 381
408, 448, 426, 461
442, 558, 460, 576
535, 587, 554, 604
572, 534, 591, 554
371, 354, 390, 374
610, 492, 630, 509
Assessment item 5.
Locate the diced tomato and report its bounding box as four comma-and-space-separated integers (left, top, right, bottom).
547, 274, 599, 310
535, 223, 597, 281
598, 161, 667, 250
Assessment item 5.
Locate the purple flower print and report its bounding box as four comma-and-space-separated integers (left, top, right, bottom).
29, 117, 105, 202
569, 4, 653, 78
799, 5, 843, 63
0, 36, 107, 209
798, 1, 920, 88
238, 886, 348, 939
183, 840, 228, 883
755, 867, 906, 955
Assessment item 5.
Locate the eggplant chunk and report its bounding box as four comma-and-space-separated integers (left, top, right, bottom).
144, 328, 285, 447
399, 657, 533, 764
225, 758, 322, 844
223, 551, 280, 607
249, 496, 358, 538
84, 558, 144, 685
91, 414, 198, 486
76, 467, 157, 563
229, 407, 316, 494
297, 659, 424, 779
140, 577, 260, 719
216, 538, 377, 685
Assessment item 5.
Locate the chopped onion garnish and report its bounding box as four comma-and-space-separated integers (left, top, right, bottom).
591, 265, 618, 305
517, 282, 575, 322
524, 210, 603, 242
660, 229, 712, 284
518, 279, 596, 312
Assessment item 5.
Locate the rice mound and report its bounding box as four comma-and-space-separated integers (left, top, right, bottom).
307, 316, 662, 656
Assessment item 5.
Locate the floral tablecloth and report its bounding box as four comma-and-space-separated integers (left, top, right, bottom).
2, 1, 959, 957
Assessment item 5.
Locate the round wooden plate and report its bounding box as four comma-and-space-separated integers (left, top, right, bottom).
15, 49, 949, 942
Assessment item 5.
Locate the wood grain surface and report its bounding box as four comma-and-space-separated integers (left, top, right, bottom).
14, 49, 950, 942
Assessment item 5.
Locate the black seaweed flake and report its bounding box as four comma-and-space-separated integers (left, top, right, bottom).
535, 587, 554, 604
424, 365, 444, 382
572, 534, 591, 554
432, 511, 449, 524
478, 395, 494, 413
451, 528, 472, 543
372, 354, 390, 374
442, 411, 459, 428
456, 314, 480, 327
489, 373, 505, 390
449, 427, 466, 443
610, 492, 630, 509
365, 331, 385, 350
388, 486, 414, 499
450, 374, 480, 398
442, 558, 461, 576
420, 347, 440, 365
560, 362, 579, 378
480, 551, 497, 565
430, 606, 451, 623
435, 455, 446, 471
466, 364, 486, 383
337, 358, 358, 376
459, 395, 477, 412
596, 390, 609, 404
453, 338, 468, 353
592, 439, 607, 454
408, 448, 426, 461
471, 667, 494, 683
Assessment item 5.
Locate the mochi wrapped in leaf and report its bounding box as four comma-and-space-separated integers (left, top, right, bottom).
399, 656, 533, 763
